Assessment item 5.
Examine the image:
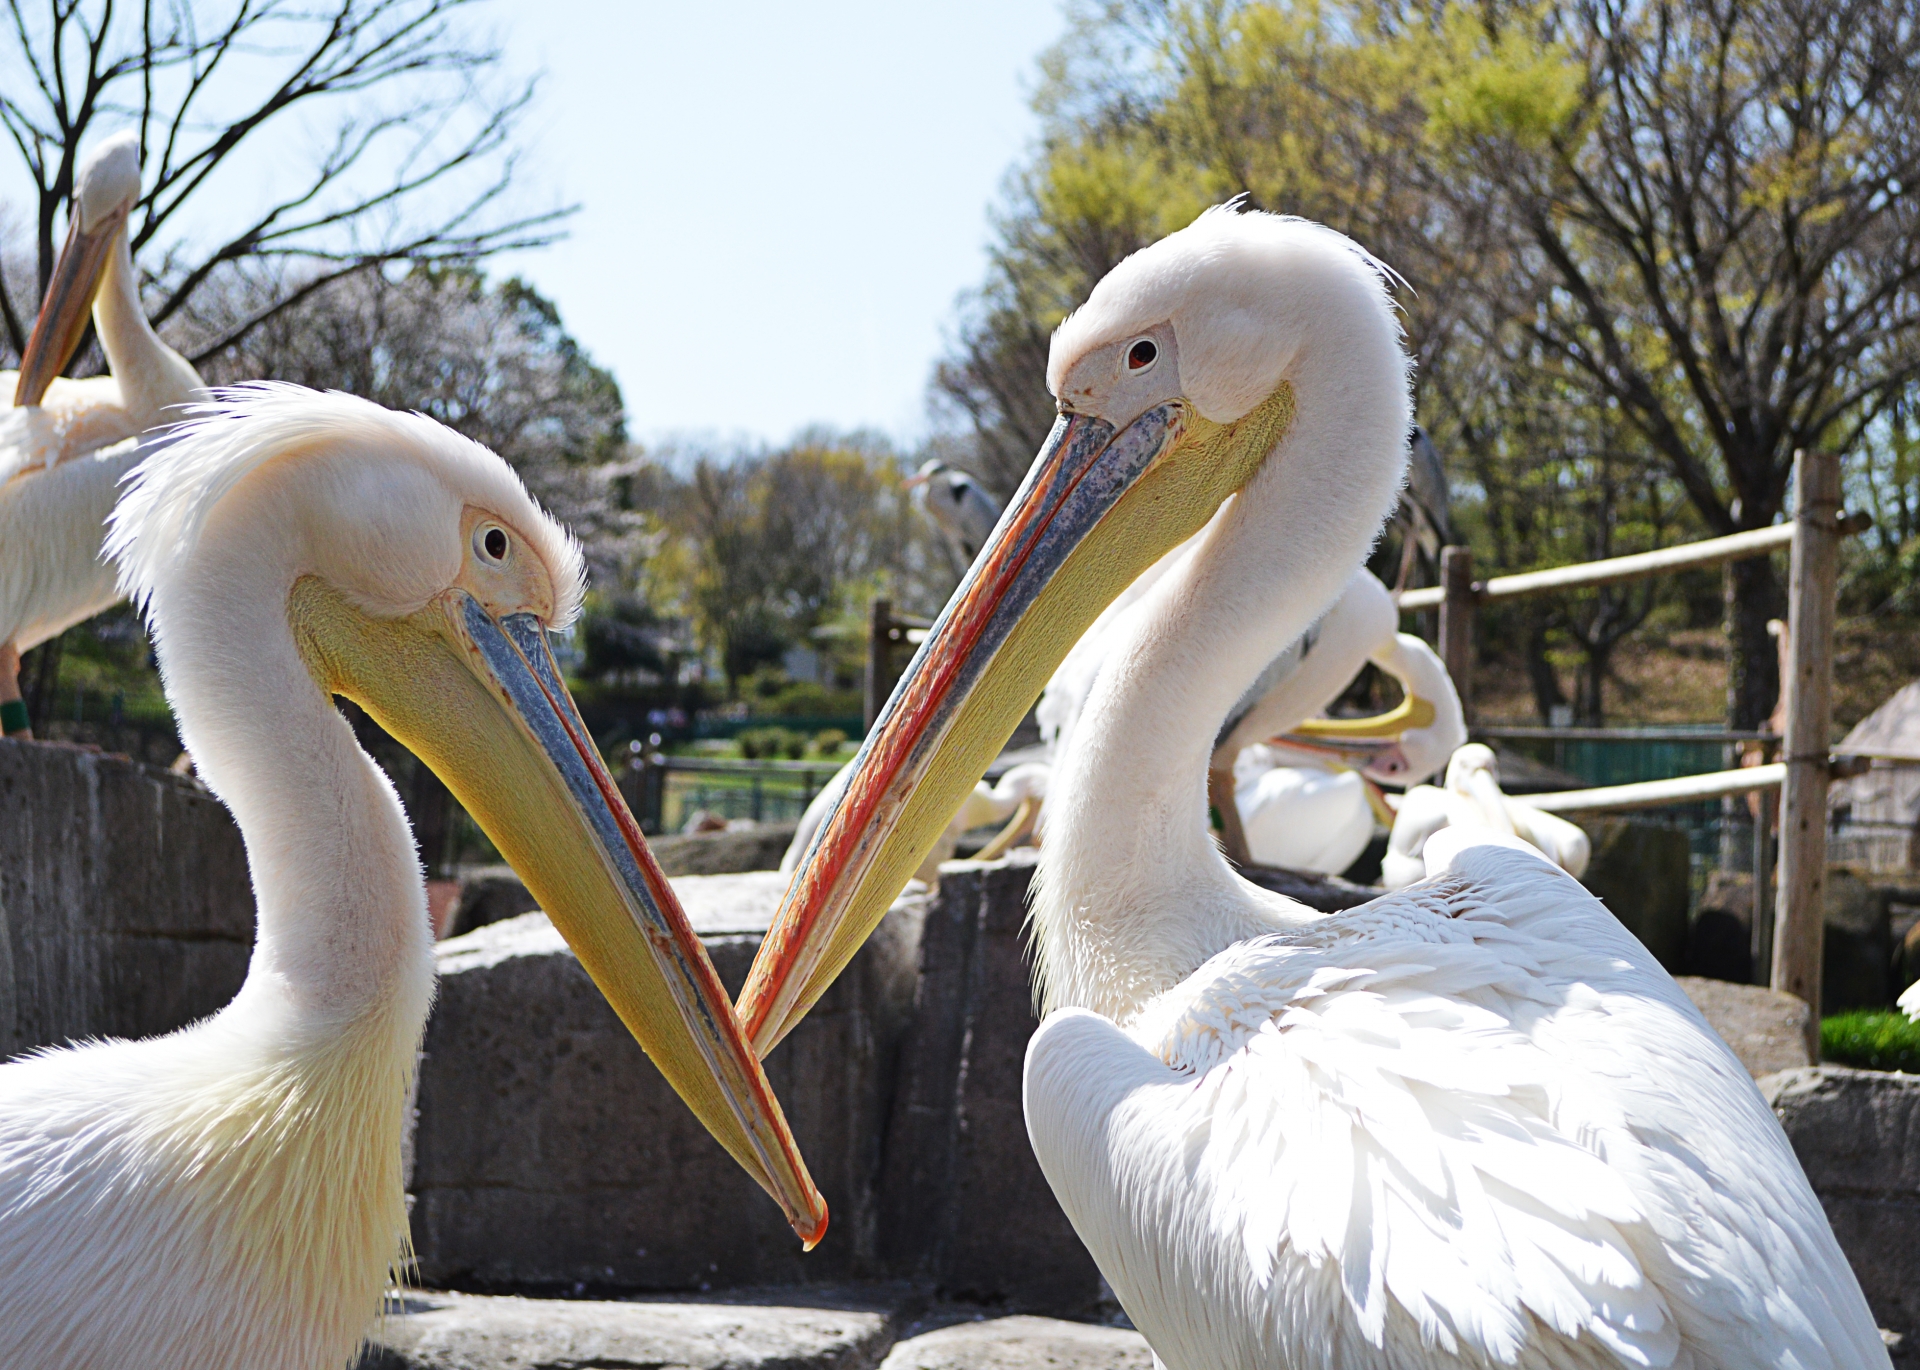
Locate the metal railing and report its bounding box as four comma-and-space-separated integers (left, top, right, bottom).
616, 750, 842, 835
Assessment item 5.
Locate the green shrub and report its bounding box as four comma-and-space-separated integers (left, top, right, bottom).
809, 728, 848, 758
1820, 1010, 1920, 1074
737, 726, 805, 760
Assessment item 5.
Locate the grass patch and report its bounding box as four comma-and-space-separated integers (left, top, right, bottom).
1821, 1010, 1920, 1074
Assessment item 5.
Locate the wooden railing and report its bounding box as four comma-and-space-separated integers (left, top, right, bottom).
1412, 452, 1870, 1050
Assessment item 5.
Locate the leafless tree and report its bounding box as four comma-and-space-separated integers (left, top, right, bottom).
1433, 0, 1920, 726
0, 0, 565, 368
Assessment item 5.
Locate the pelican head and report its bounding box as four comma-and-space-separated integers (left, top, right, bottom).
108, 385, 826, 1244
1273, 630, 1466, 786
14, 130, 199, 415
741, 207, 1410, 1053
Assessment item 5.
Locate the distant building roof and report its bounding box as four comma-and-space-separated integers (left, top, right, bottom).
1838, 680, 1920, 762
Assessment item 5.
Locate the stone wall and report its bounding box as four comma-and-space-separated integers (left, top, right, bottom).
411, 855, 1104, 1315
0, 738, 253, 1057
875, 853, 1102, 1314
1763, 1066, 1920, 1338
410, 872, 928, 1293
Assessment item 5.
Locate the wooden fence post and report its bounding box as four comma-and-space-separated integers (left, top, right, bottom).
865, 597, 893, 732
1439, 546, 1476, 723
1772, 451, 1841, 1056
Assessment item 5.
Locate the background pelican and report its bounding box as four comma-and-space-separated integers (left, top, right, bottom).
1042, 560, 1464, 874
906, 456, 1001, 566
745, 208, 1883, 1368
1382, 742, 1592, 889
0, 386, 823, 1370
0, 131, 205, 736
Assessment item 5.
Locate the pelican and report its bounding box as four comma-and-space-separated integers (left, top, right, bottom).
1214, 574, 1465, 874
906, 457, 1002, 566
1383, 743, 1593, 889
0, 131, 205, 736
0, 386, 824, 1370
745, 208, 1883, 1367
781, 758, 1049, 884
1043, 559, 1464, 873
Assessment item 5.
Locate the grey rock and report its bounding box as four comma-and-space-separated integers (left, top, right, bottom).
1686, 870, 1754, 983
1579, 818, 1691, 972
1825, 870, 1893, 1012
651, 823, 801, 877
877, 1316, 1153, 1370
1240, 862, 1378, 912
1674, 976, 1812, 1077
0, 739, 253, 1058
445, 867, 539, 938
410, 871, 926, 1292
877, 853, 1104, 1314
1760, 1066, 1920, 1337
357, 1288, 903, 1370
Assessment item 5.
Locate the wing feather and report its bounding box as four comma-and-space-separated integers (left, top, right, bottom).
1027, 845, 1887, 1370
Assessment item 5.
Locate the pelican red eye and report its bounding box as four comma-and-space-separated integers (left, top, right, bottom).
481, 526, 508, 561
1126, 338, 1158, 372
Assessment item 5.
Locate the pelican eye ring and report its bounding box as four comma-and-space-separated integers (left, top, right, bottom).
1126, 338, 1158, 372
478, 525, 509, 562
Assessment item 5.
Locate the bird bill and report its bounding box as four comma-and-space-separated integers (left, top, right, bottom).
738, 383, 1297, 1056
286, 576, 827, 1247
12, 200, 129, 409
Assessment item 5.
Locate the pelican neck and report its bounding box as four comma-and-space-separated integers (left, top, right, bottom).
157, 521, 434, 1038
1032, 323, 1411, 1023
92, 226, 201, 428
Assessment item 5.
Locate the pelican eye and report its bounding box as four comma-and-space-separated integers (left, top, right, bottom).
1126, 338, 1158, 373
477, 525, 510, 562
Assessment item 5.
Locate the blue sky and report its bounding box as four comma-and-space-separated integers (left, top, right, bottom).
492, 1, 1067, 450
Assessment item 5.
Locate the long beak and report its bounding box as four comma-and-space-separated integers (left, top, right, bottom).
289, 575, 827, 1246
13, 202, 125, 408
1286, 692, 1436, 741
738, 382, 1298, 1056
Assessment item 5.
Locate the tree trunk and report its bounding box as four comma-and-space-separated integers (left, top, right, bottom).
1725, 556, 1784, 731
20, 631, 65, 733
1524, 615, 1566, 723
1579, 640, 1609, 726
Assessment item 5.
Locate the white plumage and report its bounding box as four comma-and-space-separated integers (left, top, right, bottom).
1042, 559, 1466, 873
1384, 743, 1593, 890
0, 392, 516, 1367
1009, 209, 1884, 1367
0, 132, 205, 725
0, 386, 823, 1368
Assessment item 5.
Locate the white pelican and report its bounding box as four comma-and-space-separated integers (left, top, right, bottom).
906, 457, 1002, 566
1042, 558, 1464, 873
781, 758, 1049, 884
1217, 579, 1465, 874
0, 386, 824, 1370
0, 131, 205, 736
744, 208, 1883, 1367
1383, 743, 1593, 889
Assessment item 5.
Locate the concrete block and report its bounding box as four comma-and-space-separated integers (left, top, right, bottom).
877, 852, 1104, 1315
1761, 1066, 1920, 1337
410, 871, 926, 1292
0, 738, 253, 1058
357, 1287, 906, 1370
1675, 976, 1812, 1077
878, 1315, 1152, 1370
1579, 819, 1691, 971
